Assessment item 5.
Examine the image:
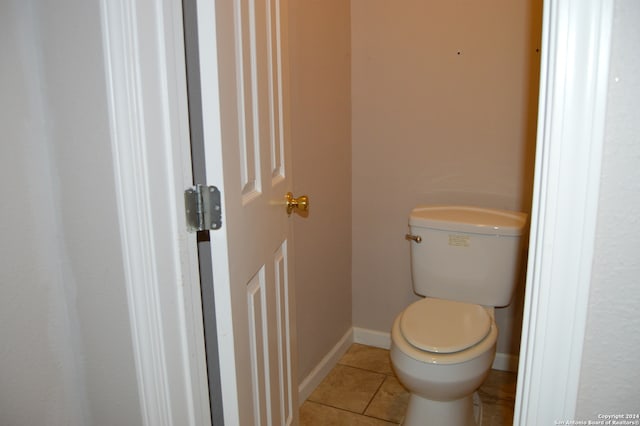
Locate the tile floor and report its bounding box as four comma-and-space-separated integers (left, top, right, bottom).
300, 344, 517, 426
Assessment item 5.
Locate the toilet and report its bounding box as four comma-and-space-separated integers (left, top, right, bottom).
391, 205, 527, 426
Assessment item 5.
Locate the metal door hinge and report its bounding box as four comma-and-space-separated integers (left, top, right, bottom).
184, 184, 222, 232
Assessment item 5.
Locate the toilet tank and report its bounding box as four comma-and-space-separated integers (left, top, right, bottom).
408, 205, 527, 307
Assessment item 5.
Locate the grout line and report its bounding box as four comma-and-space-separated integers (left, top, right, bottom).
304, 399, 362, 416
336, 361, 391, 377
304, 400, 400, 425
361, 374, 386, 416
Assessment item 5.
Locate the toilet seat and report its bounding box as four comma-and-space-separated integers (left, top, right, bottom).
400, 298, 491, 354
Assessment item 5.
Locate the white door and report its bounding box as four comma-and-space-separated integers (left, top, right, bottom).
193, 0, 299, 424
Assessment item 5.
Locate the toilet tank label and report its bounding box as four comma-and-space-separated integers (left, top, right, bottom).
448, 234, 470, 247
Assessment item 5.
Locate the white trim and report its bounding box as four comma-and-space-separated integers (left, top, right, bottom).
492, 353, 519, 373
298, 329, 353, 404
514, 0, 613, 424
100, 0, 211, 425
353, 327, 391, 350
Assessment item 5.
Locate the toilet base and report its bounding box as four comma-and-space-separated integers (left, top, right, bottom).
402, 391, 482, 426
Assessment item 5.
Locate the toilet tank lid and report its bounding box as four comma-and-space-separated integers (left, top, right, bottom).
409, 205, 527, 236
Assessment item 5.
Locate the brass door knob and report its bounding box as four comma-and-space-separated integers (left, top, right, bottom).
285, 192, 309, 215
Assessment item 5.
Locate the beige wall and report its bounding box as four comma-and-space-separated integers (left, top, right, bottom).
351, 0, 542, 355
289, 1, 353, 379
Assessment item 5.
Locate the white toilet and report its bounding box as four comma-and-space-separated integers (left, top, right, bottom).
391, 205, 527, 426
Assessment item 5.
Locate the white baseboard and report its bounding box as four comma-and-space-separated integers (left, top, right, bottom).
352, 326, 519, 372
353, 326, 391, 349
298, 328, 354, 404
491, 352, 519, 372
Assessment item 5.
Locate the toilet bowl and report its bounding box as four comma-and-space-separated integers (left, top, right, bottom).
390, 298, 497, 426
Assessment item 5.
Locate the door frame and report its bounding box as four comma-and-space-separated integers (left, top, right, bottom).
100, 0, 614, 424
100, 0, 211, 424
514, 0, 613, 423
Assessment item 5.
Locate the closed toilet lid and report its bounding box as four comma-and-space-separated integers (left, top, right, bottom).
400, 298, 491, 354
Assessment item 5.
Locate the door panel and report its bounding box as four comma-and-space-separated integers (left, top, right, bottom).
246, 266, 269, 425
266, 0, 286, 186
194, 0, 298, 424
236, 0, 262, 200
274, 241, 294, 425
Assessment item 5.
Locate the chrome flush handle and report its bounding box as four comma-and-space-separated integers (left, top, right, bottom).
405, 233, 422, 243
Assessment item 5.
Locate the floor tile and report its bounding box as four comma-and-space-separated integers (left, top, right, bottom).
308, 364, 386, 413
300, 401, 398, 426
339, 343, 395, 375
302, 344, 518, 426
364, 375, 410, 423
479, 369, 517, 425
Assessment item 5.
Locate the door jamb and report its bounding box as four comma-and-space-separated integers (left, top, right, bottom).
100, 0, 211, 424
514, 0, 614, 423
